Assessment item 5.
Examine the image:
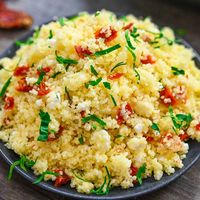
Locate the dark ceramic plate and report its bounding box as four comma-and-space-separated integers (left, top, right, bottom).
0, 16, 200, 200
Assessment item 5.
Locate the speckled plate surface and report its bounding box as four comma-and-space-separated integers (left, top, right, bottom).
0, 16, 200, 200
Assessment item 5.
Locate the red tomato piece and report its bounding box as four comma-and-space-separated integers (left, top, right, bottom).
54, 174, 70, 187
36, 82, 50, 96
130, 164, 138, 176
95, 26, 117, 43
80, 110, 86, 118
16, 78, 33, 92
195, 123, 200, 131
75, 45, 92, 59
4, 96, 14, 110
37, 67, 51, 75
123, 23, 134, 31
146, 136, 154, 142
116, 103, 132, 125
179, 133, 189, 141
141, 55, 156, 64
108, 73, 123, 80
160, 87, 177, 106
47, 126, 64, 142
14, 66, 30, 76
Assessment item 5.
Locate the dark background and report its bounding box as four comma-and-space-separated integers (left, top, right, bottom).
0, 0, 200, 200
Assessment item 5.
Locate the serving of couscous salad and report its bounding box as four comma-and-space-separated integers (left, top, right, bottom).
0, 10, 200, 195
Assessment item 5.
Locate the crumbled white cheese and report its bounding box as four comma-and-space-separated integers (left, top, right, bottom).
29, 89, 38, 95
35, 99, 43, 107
26, 77, 37, 85
134, 123, 144, 134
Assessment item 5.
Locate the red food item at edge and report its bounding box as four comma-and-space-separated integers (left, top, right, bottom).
54, 170, 71, 187
179, 133, 189, 141
195, 123, 200, 131
95, 27, 117, 43
4, 96, 14, 110
14, 66, 30, 76
108, 73, 123, 80
146, 136, 154, 142
16, 78, 33, 92
123, 23, 134, 31
47, 126, 64, 142
80, 110, 86, 118
36, 82, 50, 96
141, 55, 156, 65
37, 67, 51, 75
160, 87, 177, 106
75, 45, 92, 59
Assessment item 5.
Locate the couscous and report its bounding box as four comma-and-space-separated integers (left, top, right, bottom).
0, 10, 200, 195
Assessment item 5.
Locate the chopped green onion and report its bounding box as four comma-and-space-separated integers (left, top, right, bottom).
15, 38, 34, 47
55, 51, 78, 65
171, 66, 185, 75
110, 61, 126, 72
72, 170, 91, 182
65, 87, 72, 103
103, 82, 111, 90
82, 114, 106, 127
125, 30, 135, 50
35, 70, 45, 85
95, 11, 101, 17
136, 164, 146, 185
120, 16, 128, 22
90, 65, 98, 77
51, 71, 62, 78
58, 17, 66, 26
8, 155, 35, 180
126, 46, 136, 62
33, 27, 40, 39
115, 134, 123, 138
110, 94, 117, 106
133, 67, 140, 84
37, 110, 51, 142
48, 30, 53, 39
33, 171, 58, 184
0, 77, 12, 97
151, 123, 160, 133
94, 44, 121, 57
130, 27, 140, 42
78, 135, 84, 144
85, 77, 102, 88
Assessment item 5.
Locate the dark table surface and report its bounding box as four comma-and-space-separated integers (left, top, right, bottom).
0, 0, 200, 199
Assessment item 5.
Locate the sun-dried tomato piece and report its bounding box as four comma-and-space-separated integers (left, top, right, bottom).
16, 78, 33, 92
123, 23, 134, 31
75, 45, 92, 59
14, 66, 30, 76
108, 73, 123, 80
130, 164, 138, 176
116, 103, 132, 125
141, 55, 156, 64
95, 26, 117, 43
4, 96, 14, 110
36, 82, 50, 96
160, 87, 177, 106
80, 110, 86, 118
145, 136, 154, 142
195, 122, 200, 131
54, 171, 70, 187
47, 126, 64, 142
179, 133, 189, 141
37, 67, 51, 76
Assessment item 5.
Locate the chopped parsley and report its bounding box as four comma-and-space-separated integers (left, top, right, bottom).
151, 123, 160, 133
78, 135, 84, 144
35, 70, 45, 85
0, 77, 12, 97
37, 110, 51, 142
171, 66, 185, 75
90, 65, 98, 77
94, 44, 121, 57
33, 171, 58, 184
48, 30, 53, 39
51, 71, 62, 78
95, 11, 101, 17
103, 82, 111, 90
136, 164, 146, 185
91, 166, 111, 195
110, 94, 117, 106
15, 38, 34, 47
110, 61, 126, 72
8, 155, 35, 180
65, 87, 72, 103
169, 106, 193, 131
82, 114, 106, 127
85, 77, 102, 88
125, 30, 136, 50
55, 51, 78, 65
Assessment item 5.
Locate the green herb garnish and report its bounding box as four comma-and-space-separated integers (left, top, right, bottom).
51, 71, 62, 78
133, 67, 140, 84
126, 46, 136, 62
72, 170, 91, 182
121, 16, 128, 22
90, 65, 98, 77
55, 51, 78, 65
78, 135, 84, 144
110, 61, 126, 72
8, 155, 35, 180
171, 66, 185, 75
37, 110, 51, 142
115, 134, 123, 138
110, 94, 117, 106
136, 164, 146, 185
85, 77, 102, 88
35, 70, 45, 85
48, 30, 53, 39
94, 44, 121, 57
95, 11, 101, 17
125, 30, 135, 50
91, 166, 111, 195
169, 106, 193, 131
33, 171, 58, 184
103, 82, 111, 90
151, 123, 160, 133
82, 114, 106, 127
65, 86, 72, 103
58, 17, 66, 26
15, 38, 34, 47
130, 27, 140, 42
0, 77, 12, 97
33, 27, 40, 39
